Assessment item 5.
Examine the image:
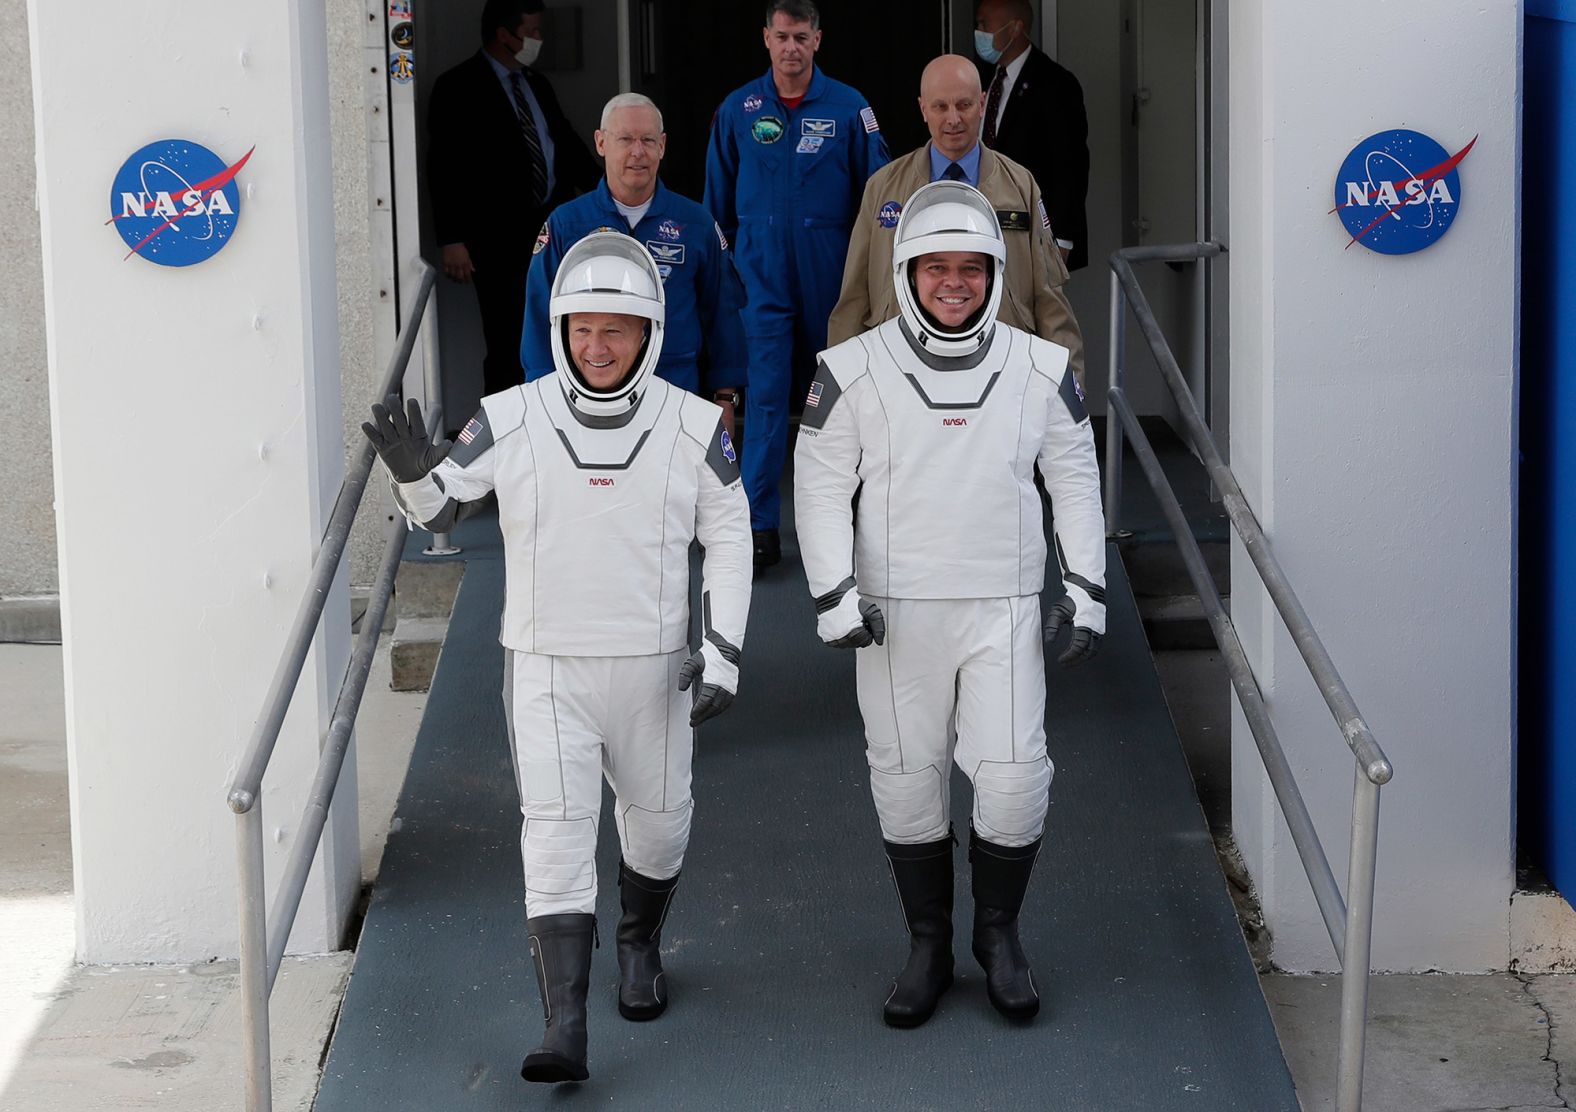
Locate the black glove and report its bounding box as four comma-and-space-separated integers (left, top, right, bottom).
1043, 594, 1101, 666
361, 395, 451, 483
677, 647, 736, 727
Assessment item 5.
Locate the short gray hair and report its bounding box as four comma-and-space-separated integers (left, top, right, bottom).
600, 93, 663, 132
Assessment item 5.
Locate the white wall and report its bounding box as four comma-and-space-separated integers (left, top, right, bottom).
28, 0, 359, 961
2, 3, 387, 599
1229, 0, 1519, 972
336, 2, 395, 587
0, 0, 53, 599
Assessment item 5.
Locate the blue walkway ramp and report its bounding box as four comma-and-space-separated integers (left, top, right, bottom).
314, 507, 1297, 1110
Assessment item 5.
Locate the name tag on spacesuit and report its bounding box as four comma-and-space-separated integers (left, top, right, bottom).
995, 210, 1032, 233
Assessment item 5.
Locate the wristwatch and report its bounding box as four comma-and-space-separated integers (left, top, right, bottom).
713, 389, 742, 408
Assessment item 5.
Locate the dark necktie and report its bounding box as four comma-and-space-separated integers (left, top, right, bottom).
507, 71, 549, 205
983, 65, 1007, 148
943, 161, 967, 182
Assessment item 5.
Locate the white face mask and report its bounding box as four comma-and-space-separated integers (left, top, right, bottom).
514, 35, 543, 68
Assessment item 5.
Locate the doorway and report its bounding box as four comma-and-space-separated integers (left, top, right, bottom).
629, 1, 950, 201
390, 0, 1219, 433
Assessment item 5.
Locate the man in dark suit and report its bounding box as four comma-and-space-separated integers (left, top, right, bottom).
974, 0, 1090, 271
427, 0, 599, 396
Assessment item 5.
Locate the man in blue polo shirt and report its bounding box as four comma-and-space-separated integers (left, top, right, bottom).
704, 0, 888, 570
524, 94, 748, 437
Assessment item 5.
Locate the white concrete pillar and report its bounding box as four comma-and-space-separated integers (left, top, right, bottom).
1228, 1, 1519, 971
27, 1, 358, 962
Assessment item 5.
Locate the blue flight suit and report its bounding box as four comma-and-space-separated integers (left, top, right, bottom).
704, 67, 888, 531
522, 179, 748, 396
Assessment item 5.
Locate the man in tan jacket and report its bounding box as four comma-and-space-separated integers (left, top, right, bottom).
827, 54, 1084, 386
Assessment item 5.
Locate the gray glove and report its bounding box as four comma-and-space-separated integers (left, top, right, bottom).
677, 644, 736, 727
817, 587, 886, 649
361, 396, 451, 483
1044, 594, 1101, 666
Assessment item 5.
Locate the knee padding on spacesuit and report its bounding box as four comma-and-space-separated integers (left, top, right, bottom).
970, 757, 1052, 847
868, 764, 950, 844
616, 801, 692, 881
522, 815, 599, 912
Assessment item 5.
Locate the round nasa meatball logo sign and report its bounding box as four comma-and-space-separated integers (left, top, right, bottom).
108, 139, 253, 266
1331, 129, 1476, 255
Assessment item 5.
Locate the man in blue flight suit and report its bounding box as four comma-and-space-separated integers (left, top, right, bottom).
525, 94, 748, 437
704, 0, 888, 570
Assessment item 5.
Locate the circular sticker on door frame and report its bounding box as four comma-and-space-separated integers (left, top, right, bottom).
1331, 129, 1477, 255
107, 139, 252, 266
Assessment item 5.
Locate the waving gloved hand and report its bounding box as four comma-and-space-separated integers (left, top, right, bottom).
361, 395, 452, 483
677, 640, 739, 727
1043, 594, 1101, 666
817, 583, 886, 649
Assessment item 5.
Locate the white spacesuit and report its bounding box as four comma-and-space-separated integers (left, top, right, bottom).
794, 180, 1106, 1029
364, 233, 752, 1085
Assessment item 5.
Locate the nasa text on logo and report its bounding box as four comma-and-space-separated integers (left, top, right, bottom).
657, 219, 683, 241
878, 200, 903, 229
743, 93, 764, 115
108, 139, 252, 266
720, 428, 737, 465
1331, 129, 1477, 254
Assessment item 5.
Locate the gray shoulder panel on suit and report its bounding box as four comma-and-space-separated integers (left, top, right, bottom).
448, 408, 497, 469
800, 361, 844, 430
705, 420, 742, 485
1059, 367, 1088, 424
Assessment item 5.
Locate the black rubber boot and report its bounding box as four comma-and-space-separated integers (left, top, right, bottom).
752, 528, 782, 571
616, 862, 680, 1021
969, 827, 1043, 1021
881, 833, 955, 1028
520, 913, 595, 1084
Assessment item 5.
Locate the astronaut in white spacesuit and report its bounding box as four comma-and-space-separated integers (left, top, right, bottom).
363, 232, 752, 1084
794, 180, 1106, 1029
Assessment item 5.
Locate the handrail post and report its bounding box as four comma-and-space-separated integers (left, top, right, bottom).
1337, 768, 1383, 1112
236, 804, 272, 1112
1110, 242, 1389, 1112
420, 286, 459, 556
1104, 266, 1126, 534
227, 260, 441, 1112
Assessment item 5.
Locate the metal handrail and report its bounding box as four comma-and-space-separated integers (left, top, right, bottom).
1105, 243, 1392, 1112
225, 259, 442, 1112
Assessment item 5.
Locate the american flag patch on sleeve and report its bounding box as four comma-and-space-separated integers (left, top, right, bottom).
1038, 198, 1051, 230
860, 106, 879, 133
458, 417, 484, 445
806, 381, 824, 408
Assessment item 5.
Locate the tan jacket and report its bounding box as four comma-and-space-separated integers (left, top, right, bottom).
826, 144, 1085, 386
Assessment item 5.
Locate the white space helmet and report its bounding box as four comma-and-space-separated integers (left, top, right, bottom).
891, 180, 1007, 357
548, 231, 666, 417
